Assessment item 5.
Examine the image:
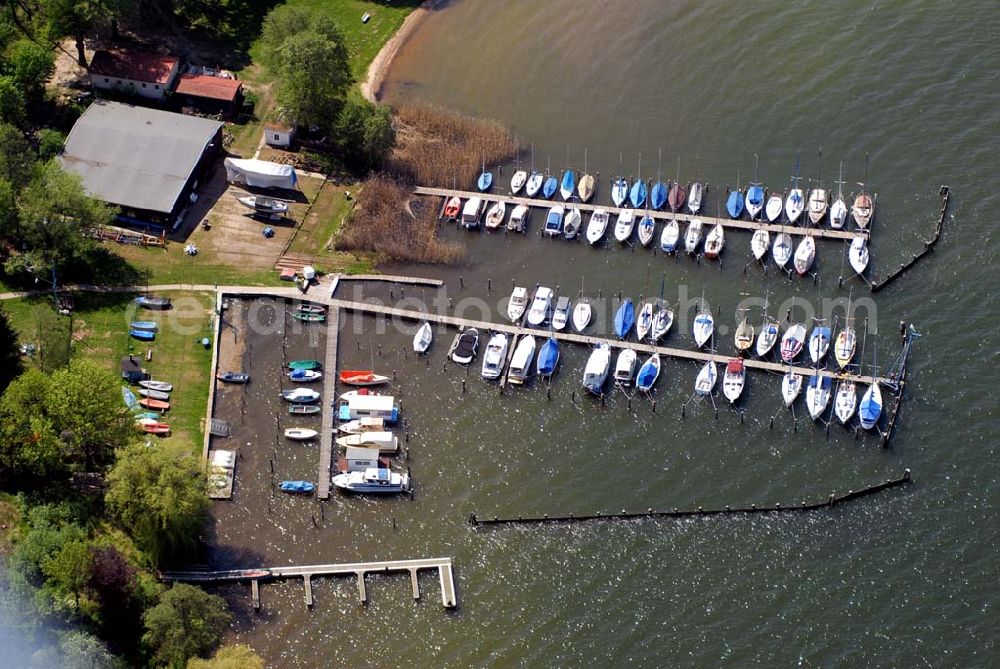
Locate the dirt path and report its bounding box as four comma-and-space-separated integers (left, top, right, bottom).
360, 0, 444, 103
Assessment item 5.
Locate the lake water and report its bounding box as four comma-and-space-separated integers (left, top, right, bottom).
211, 1, 999, 666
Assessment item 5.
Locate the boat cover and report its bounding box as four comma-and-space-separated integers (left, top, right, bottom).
224, 158, 298, 189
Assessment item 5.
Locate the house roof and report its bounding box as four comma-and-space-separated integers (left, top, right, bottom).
59, 100, 222, 215
90, 49, 179, 84
175, 73, 242, 102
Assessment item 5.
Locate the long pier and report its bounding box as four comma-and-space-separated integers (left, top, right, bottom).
470, 469, 912, 527
163, 557, 457, 609
328, 296, 889, 385
317, 307, 340, 499
414, 185, 868, 241
870, 185, 950, 292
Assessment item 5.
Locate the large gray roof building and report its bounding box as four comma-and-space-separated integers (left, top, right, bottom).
59, 100, 222, 225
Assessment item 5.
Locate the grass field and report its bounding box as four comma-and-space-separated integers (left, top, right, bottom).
4, 291, 217, 455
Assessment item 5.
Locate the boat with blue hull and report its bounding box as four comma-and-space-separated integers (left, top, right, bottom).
560, 170, 575, 201
636, 353, 661, 392
129, 329, 155, 341
542, 175, 558, 199
629, 179, 647, 208
536, 338, 560, 378
477, 170, 492, 192
614, 299, 635, 339
280, 480, 315, 494
726, 186, 744, 219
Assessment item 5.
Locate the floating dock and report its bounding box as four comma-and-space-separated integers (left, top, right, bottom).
317, 307, 340, 499
415, 185, 869, 241
163, 557, 457, 609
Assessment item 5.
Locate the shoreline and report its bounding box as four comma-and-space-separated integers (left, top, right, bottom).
360, 0, 446, 104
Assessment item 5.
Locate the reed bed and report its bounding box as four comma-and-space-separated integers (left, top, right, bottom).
338, 174, 464, 265
388, 102, 519, 188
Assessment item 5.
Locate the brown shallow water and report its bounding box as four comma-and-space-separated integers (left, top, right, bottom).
203, 1, 999, 666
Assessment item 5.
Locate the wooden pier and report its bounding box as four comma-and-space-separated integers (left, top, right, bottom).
163, 557, 457, 609
329, 296, 890, 385
317, 307, 340, 499
415, 185, 868, 241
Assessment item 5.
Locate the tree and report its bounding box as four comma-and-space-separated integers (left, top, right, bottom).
0, 122, 34, 189
42, 539, 93, 610
5, 40, 55, 99
361, 103, 395, 168
0, 303, 22, 395
10, 504, 87, 584
42, 0, 118, 67
186, 644, 264, 669
105, 443, 208, 562
57, 630, 123, 668
274, 28, 351, 132
142, 584, 231, 668
0, 369, 65, 481
37, 128, 65, 160
87, 545, 143, 652
0, 76, 25, 126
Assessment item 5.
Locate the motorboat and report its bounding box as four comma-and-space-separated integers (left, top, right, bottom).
526, 172, 544, 198
139, 388, 170, 401
660, 219, 680, 253
772, 232, 793, 269
722, 359, 745, 403
481, 333, 509, 380
808, 324, 831, 364
542, 174, 558, 199
460, 197, 483, 229
693, 309, 714, 348
217, 371, 249, 384
338, 417, 385, 435
764, 193, 783, 222
332, 468, 409, 494
510, 169, 527, 195
336, 431, 399, 453
281, 388, 320, 403
526, 286, 554, 326
834, 327, 856, 369
563, 208, 582, 239
614, 208, 635, 243
237, 195, 288, 215
543, 205, 565, 237
782, 369, 803, 406
449, 327, 479, 365
413, 322, 433, 353
484, 201, 506, 230
339, 370, 390, 386
586, 209, 610, 244
288, 369, 323, 383
780, 323, 806, 362
582, 343, 612, 394
552, 296, 571, 331
637, 216, 656, 247
751, 228, 769, 261
635, 353, 661, 392
849, 236, 869, 274
651, 305, 674, 341
756, 319, 780, 358
704, 223, 725, 259
507, 335, 536, 385
859, 382, 883, 429
572, 301, 592, 332
284, 428, 318, 441
684, 219, 704, 254
745, 183, 765, 219
537, 337, 560, 378
794, 235, 816, 275
280, 480, 315, 494
577, 173, 595, 202
443, 196, 461, 220
613, 299, 635, 339
806, 374, 832, 420
560, 169, 576, 201
611, 177, 628, 207
507, 287, 529, 322
694, 361, 717, 395
834, 379, 858, 424
734, 316, 755, 353
635, 301, 654, 341
139, 379, 174, 393
507, 204, 530, 232
614, 348, 637, 383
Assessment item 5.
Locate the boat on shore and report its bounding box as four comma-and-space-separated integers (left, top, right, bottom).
289, 404, 320, 415
287, 359, 321, 371
138, 388, 169, 401
237, 194, 288, 215
295, 304, 326, 315
217, 371, 250, 384
130, 320, 157, 331
582, 343, 611, 395
481, 333, 509, 380
292, 312, 325, 323
285, 428, 318, 441
139, 397, 169, 410
282, 388, 320, 403
129, 328, 155, 341
332, 468, 409, 494
135, 295, 171, 309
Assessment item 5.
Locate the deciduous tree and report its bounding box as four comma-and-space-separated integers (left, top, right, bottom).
187, 644, 264, 669
274, 28, 351, 132
142, 583, 231, 667
0, 303, 22, 394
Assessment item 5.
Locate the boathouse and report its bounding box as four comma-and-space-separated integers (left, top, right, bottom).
88, 49, 180, 101
174, 72, 244, 118
59, 100, 223, 227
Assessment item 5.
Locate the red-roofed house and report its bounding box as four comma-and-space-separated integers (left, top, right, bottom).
89, 49, 180, 101
174, 73, 244, 117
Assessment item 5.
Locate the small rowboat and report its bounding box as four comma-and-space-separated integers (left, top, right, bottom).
139, 388, 170, 401
280, 480, 314, 494
285, 428, 318, 441
289, 369, 322, 382
139, 398, 169, 410
339, 370, 390, 386
130, 321, 157, 331
295, 304, 326, 315
217, 371, 250, 383
141, 422, 171, 435
413, 322, 432, 353
140, 380, 172, 392
291, 312, 325, 323
135, 295, 171, 309
286, 359, 321, 371
289, 404, 321, 415
129, 329, 155, 341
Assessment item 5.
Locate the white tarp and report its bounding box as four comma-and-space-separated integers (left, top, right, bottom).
224, 157, 298, 189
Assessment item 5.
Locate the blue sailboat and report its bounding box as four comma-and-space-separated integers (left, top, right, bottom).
651, 181, 668, 210
129, 329, 155, 341
613, 299, 635, 339
629, 180, 647, 208
636, 353, 661, 392
536, 338, 560, 378
477, 170, 493, 192
542, 175, 557, 199
726, 174, 744, 219
559, 170, 576, 201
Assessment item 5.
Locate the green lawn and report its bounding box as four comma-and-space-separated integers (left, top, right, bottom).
110, 244, 282, 287
5, 291, 217, 455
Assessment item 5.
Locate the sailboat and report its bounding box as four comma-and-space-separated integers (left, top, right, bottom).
695, 361, 718, 395
537, 337, 560, 378
572, 300, 592, 332
477, 155, 492, 192
793, 235, 816, 275
834, 297, 857, 369
413, 322, 432, 353
806, 374, 832, 420
734, 312, 755, 354
765, 191, 783, 222
636, 353, 661, 392
635, 301, 655, 340
756, 297, 780, 358
859, 380, 883, 430
671, 158, 688, 212
612, 153, 628, 207
745, 153, 765, 220
526, 144, 543, 197
484, 200, 506, 230
684, 219, 704, 254
851, 153, 875, 228
829, 160, 848, 229
577, 148, 595, 202
510, 154, 527, 195
722, 359, 745, 403
849, 236, 869, 274
542, 157, 557, 199
785, 153, 805, 224
637, 215, 656, 247
651, 303, 674, 341
834, 378, 858, 424
660, 219, 680, 253
726, 172, 744, 219
560, 149, 575, 201
751, 228, 769, 261
807, 149, 828, 225
780, 322, 806, 362
614, 299, 635, 339
693, 294, 714, 348
629, 154, 647, 208
782, 368, 803, 406
651, 149, 667, 210
772, 232, 793, 269
808, 321, 831, 364
704, 223, 725, 259
563, 207, 582, 239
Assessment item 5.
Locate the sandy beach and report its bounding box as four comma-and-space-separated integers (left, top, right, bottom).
360, 0, 445, 103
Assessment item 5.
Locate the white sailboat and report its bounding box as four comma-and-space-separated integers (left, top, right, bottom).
704, 223, 725, 259
849, 236, 869, 274
635, 302, 655, 341
859, 381, 883, 430
484, 200, 506, 230
830, 160, 848, 229
572, 301, 592, 332
660, 219, 680, 253
510, 169, 527, 195
806, 374, 832, 420
794, 235, 816, 275
684, 219, 704, 254
637, 215, 656, 247
694, 361, 718, 395
693, 303, 714, 348
751, 228, 769, 261
772, 232, 793, 269
765, 193, 783, 222
651, 304, 674, 341
781, 369, 803, 406
834, 379, 858, 424
563, 207, 582, 239
412, 322, 432, 353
